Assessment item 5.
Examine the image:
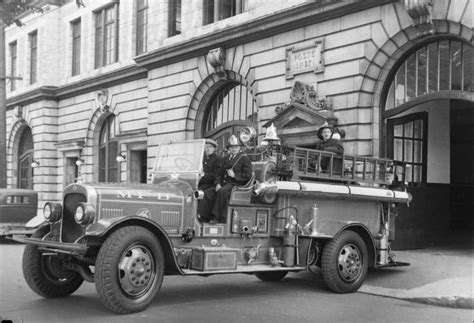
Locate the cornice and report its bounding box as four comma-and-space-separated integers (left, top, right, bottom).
134, 0, 395, 69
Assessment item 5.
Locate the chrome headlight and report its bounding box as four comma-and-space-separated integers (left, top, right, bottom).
74, 203, 95, 226
239, 126, 257, 145
43, 202, 62, 223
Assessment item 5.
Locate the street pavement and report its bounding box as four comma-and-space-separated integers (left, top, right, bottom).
0, 240, 472, 323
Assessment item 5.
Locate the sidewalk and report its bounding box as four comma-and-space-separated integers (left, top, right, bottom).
360, 245, 473, 309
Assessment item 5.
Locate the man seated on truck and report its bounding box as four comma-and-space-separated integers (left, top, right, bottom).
312, 122, 344, 174
197, 139, 221, 222
211, 135, 252, 224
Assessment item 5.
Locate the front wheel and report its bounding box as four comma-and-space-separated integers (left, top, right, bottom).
95, 226, 165, 314
321, 230, 368, 293
22, 227, 84, 298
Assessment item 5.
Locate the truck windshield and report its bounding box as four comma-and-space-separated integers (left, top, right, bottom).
153, 140, 205, 174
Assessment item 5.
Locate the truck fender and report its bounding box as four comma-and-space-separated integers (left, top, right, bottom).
85, 216, 184, 275
332, 224, 377, 268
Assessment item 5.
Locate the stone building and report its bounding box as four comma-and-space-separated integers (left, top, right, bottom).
4, 0, 473, 248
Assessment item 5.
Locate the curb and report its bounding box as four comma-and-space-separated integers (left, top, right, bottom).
405, 296, 474, 309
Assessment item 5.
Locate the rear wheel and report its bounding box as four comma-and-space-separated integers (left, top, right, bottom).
22, 227, 84, 298
95, 226, 164, 314
255, 271, 288, 282
321, 230, 368, 293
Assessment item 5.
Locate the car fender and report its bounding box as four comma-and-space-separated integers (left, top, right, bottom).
85, 216, 184, 275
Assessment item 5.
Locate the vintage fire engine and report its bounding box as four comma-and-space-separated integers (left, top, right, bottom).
15, 125, 411, 314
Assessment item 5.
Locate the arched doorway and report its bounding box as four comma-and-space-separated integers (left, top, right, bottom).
202, 81, 258, 150
17, 127, 34, 189
382, 38, 473, 247
98, 114, 119, 183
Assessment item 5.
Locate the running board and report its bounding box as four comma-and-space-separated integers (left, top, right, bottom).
182, 265, 306, 276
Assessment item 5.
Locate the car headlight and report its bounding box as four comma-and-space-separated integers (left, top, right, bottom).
43, 202, 62, 223
74, 203, 95, 226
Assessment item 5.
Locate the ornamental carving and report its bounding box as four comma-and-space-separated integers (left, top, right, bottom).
283, 80, 331, 112
403, 0, 435, 36
207, 47, 225, 73
95, 88, 110, 113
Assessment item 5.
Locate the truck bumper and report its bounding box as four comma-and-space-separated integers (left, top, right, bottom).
11, 236, 88, 255
0, 225, 36, 237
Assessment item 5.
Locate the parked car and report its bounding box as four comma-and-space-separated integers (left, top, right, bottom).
0, 188, 38, 237
15, 127, 411, 314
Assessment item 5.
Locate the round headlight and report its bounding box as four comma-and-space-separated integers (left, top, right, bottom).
74, 204, 85, 223
43, 203, 52, 221
74, 203, 95, 226
44, 202, 62, 223
239, 126, 257, 145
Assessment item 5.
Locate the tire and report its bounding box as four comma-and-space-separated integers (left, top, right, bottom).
95, 226, 165, 314
321, 230, 368, 293
22, 226, 84, 298
255, 271, 288, 282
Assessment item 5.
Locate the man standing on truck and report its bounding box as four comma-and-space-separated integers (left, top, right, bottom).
197, 139, 221, 222
211, 135, 252, 223
313, 122, 344, 173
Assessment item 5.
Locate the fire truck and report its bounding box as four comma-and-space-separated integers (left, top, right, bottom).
14, 125, 411, 314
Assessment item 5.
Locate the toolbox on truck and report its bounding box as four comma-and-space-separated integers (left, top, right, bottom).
191, 247, 239, 271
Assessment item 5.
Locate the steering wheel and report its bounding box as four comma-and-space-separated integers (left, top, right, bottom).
174, 157, 195, 171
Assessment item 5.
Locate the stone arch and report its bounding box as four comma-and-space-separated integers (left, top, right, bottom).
185, 69, 258, 140
82, 105, 122, 182
360, 20, 472, 111
7, 120, 31, 188
355, 20, 472, 156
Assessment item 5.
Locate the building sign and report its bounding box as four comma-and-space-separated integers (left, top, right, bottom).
286, 38, 324, 79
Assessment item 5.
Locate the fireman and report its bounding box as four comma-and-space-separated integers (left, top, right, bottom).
197, 139, 221, 222
313, 123, 344, 173
211, 135, 252, 223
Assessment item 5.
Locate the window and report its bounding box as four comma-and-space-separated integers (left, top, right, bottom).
99, 115, 119, 183
203, 0, 245, 25
95, 4, 119, 68
168, 0, 181, 37
65, 157, 79, 186
29, 31, 37, 84
18, 127, 34, 189
387, 113, 427, 184
136, 0, 148, 54
9, 41, 17, 91
204, 82, 257, 149
71, 19, 81, 76
385, 40, 473, 110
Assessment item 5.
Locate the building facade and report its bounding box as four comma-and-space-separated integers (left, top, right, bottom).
4, 0, 473, 248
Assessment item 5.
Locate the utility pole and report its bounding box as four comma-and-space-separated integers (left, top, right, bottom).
0, 21, 6, 188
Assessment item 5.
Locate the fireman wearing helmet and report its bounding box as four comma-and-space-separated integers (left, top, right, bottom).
211, 135, 252, 223
313, 122, 344, 173
197, 139, 221, 222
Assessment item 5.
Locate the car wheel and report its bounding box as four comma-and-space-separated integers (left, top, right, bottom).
255, 271, 288, 282
321, 230, 368, 293
95, 226, 164, 314
22, 226, 84, 298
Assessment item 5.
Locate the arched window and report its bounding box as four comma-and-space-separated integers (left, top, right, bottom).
203, 82, 257, 149
18, 127, 33, 189
385, 40, 473, 110
98, 115, 119, 183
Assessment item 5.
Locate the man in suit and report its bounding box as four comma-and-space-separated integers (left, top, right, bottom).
197, 139, 221, 222
211, 135, 252, 223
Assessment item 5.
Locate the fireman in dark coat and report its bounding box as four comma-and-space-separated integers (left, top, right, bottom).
313, 123, 344, 173
197, 139, 221, 222
211, 135, 252, 223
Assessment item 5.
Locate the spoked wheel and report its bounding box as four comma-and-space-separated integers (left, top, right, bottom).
95, 226, 164, 314
255, 271, 288, 282
321, 230, 368, 293
22, 227, 84, 298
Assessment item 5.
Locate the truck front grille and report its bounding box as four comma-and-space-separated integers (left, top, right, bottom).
61, 193, 86, 243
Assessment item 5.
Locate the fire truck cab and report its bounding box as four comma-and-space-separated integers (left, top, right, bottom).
15, 126, 411, 314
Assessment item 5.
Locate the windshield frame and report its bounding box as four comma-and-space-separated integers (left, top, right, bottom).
152, 139, 206, 175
